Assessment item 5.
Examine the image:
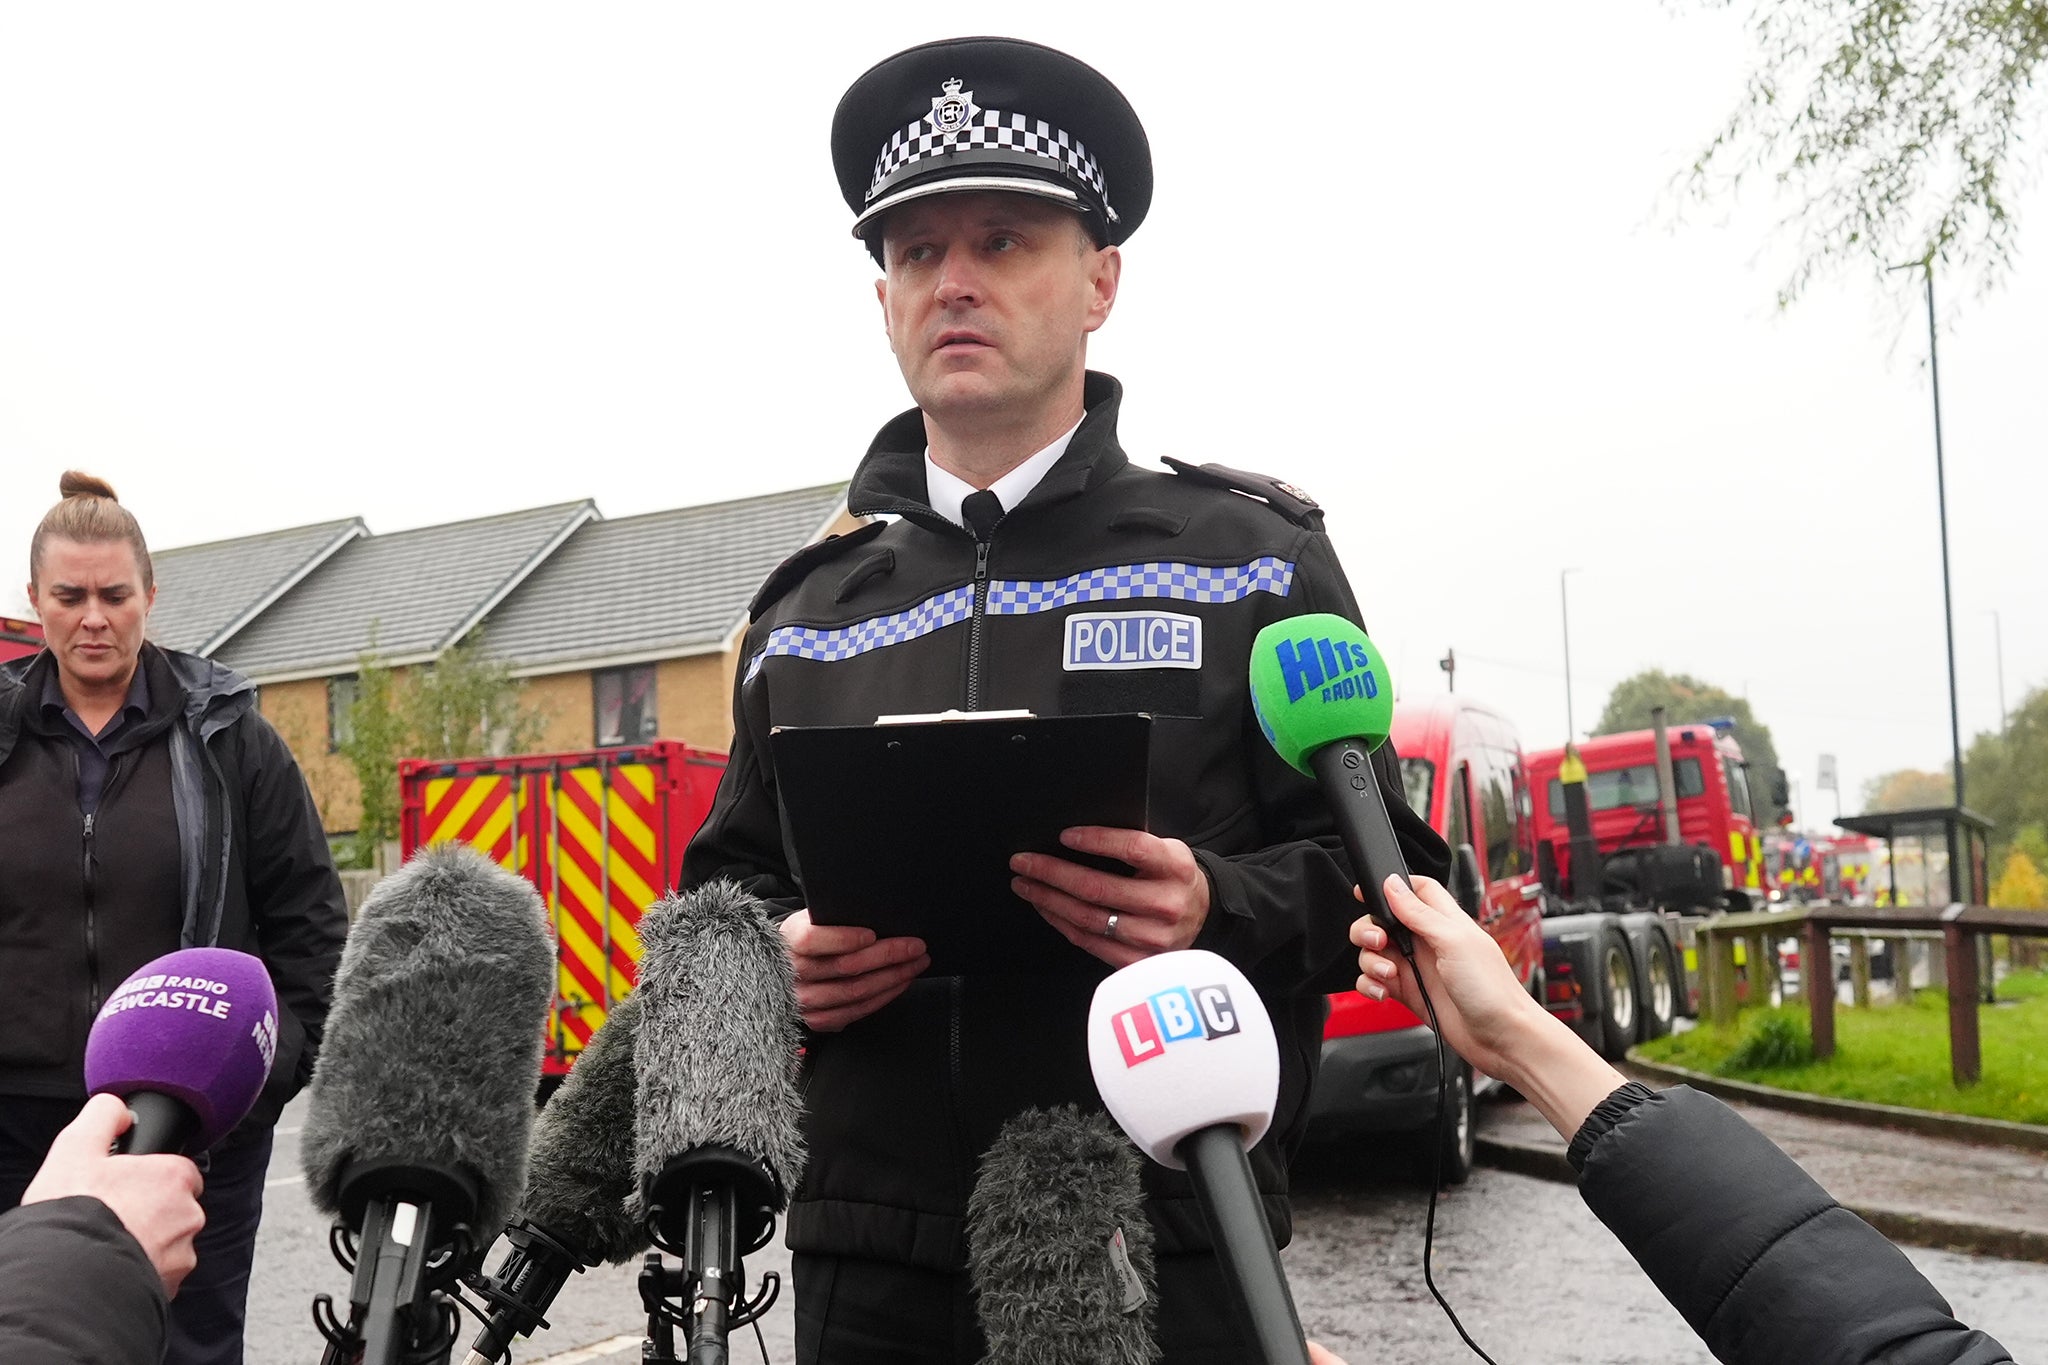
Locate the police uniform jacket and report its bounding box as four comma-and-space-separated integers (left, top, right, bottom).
683, 371, 1449, 1269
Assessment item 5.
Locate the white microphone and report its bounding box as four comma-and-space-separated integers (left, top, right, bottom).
1088, 950, 1308, 1365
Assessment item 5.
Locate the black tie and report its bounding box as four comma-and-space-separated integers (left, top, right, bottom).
961, 489, 1004, 542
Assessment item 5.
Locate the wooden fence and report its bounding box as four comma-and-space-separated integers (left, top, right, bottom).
1697, 904, 2048, 1087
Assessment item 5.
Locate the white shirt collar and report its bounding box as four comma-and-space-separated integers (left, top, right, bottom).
923, 418, 1083, 530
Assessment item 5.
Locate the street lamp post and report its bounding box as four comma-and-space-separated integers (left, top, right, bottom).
1890, 259, 1966, 809
1560, 567, 1582, 741
1989, 609, 2007, 739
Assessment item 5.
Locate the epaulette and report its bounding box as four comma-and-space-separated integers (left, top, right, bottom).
749, 520, 888, 619
1161, 457, 1324, 530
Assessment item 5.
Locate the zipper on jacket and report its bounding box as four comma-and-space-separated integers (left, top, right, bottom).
967, 539, 991, 710
947, 976, 969, 1192
82, 807, 103, 1013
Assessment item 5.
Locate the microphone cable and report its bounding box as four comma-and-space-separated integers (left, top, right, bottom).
1393, 933, 1502, 1365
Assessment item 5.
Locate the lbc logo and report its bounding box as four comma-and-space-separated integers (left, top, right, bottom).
1110, 983, 1242, 1067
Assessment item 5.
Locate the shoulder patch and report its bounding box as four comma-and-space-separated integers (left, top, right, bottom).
1161, 457, 1324, 529
749, 520, 888, 620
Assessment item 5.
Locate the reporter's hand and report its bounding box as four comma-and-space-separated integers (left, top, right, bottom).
1348, 874, 1546, 1083
778, 909, 929, 1032
21, 1093, 206, 1296
1351, 874, 1630, 1140
1308, 1343, 1349, 1365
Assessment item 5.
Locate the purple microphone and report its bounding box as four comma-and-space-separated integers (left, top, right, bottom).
83, 947, 280, 1155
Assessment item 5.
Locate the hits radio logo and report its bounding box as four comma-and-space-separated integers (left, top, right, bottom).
1110, 983, 1242, 1067
1275, 635, 1378, 705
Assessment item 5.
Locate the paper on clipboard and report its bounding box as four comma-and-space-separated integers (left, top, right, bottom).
770, 711, 1151, 976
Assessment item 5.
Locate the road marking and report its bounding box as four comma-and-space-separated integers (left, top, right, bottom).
530, 1335, 640, 1364
264, 1174, 303, 1190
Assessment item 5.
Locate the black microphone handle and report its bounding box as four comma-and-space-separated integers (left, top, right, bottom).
1177, 1125, 1311, 1365
683, 1179, 737, 1365
356, 1194, 446, 1365
118, 1090, 200, 1155
1308, 738, 1415, 953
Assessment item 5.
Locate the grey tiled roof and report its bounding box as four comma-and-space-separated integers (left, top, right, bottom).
148, 519, 367, 655
480, 484, 848, 671
216, 502, 597, 681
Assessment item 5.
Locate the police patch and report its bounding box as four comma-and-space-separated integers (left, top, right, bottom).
1063, 611, 1202, 672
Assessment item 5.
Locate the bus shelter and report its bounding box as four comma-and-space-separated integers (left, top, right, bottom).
1834, 805, 1994, 909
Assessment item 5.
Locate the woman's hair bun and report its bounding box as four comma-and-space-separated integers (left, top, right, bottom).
59, 470, 120, 502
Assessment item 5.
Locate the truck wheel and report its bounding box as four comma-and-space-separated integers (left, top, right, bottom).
1637, 936, 1676, 1041
1597, 930, 1639, 1059
1409, 1065, 1474, 1188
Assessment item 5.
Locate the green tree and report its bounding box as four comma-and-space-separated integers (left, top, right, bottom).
1681, 0, 2048, 305
337, 631, 549, 869
337, 652, 409, 871
1591, 670, 1788, 825
1962, 685, 2048, 854
1861, 766, 1954, 811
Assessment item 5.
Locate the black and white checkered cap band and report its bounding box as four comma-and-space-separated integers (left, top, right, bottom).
865, 107, 1115, 220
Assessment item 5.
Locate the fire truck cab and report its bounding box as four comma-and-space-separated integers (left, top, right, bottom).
1525, 720, 1773, 914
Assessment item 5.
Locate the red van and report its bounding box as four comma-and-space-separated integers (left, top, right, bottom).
1307, 695, 1545, 1183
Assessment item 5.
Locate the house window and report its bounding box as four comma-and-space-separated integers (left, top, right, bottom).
594, 665, 658, 748
328, 675, 357, 752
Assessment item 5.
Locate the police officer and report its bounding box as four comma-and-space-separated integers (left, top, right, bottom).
682, 36, 1447, 1364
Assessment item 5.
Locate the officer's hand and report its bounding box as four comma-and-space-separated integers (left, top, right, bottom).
778, 909, 929, 1033
1010, 826, 1210, 968
22, 1093, 206, 1296
1308, 1344, 1349, 1365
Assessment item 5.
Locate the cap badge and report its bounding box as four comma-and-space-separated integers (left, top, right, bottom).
930, 77, 976, 141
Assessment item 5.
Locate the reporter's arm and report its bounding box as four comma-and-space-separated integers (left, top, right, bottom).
0, 1197, 169, 1365
1351, 880, 2016, 1363
1580, 1088, 2015, 1365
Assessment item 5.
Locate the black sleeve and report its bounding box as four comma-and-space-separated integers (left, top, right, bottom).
232, 713, 348, 1121
1578, 1087, 2015, 1365
0, 1197, 167, 1365
1192, 527, 1450, 996
681, 634, 804, 915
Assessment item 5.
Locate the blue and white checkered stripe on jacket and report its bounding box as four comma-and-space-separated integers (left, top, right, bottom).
744, 556, 1294, 680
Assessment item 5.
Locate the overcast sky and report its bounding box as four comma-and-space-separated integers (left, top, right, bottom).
3, 4, 2042, 822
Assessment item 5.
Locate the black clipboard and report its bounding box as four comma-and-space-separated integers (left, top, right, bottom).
770, 711, 1152, 976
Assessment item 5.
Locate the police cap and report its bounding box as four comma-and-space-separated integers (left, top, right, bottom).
831, 36, 1152, 250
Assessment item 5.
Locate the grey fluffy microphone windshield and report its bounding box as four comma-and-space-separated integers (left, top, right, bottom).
301, 841, 554, 1245
632, 880, 805, 1363
521, 992, 649, 1264
632, 880, 805, 1215
969, 1105, 1160, 1365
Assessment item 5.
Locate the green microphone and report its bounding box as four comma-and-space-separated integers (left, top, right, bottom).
1248, 613, 1413, 952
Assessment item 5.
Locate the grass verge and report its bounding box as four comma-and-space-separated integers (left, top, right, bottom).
1636, 968, 2048, 1126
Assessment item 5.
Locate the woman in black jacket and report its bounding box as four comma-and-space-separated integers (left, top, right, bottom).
1341, 873, 2015, 1365
0, 473, 348, 1365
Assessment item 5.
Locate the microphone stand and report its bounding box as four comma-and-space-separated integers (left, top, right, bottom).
313, 1162, 480, 1365
640, 1148, 784, 1365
